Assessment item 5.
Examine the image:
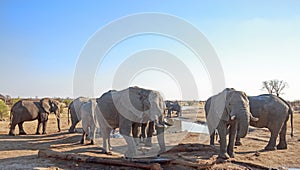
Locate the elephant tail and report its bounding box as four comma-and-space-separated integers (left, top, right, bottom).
289, 104, 294, 137
279, 96, 294, 137
8, 107, 14, 128
67, 106, 70, 125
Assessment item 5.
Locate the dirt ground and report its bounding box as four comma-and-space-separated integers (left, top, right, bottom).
0, 105, 299, 170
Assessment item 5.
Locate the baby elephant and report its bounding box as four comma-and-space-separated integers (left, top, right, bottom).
80, 99, 99, 145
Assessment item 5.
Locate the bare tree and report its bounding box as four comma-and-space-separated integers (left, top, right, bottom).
262, 79, 288, 97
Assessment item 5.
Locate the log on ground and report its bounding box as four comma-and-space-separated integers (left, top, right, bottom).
38, 149, 162, 170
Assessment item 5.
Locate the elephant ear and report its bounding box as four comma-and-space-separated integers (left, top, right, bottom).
112, 87, 143, 122
138, 89, 151, 111
146, 90, 165, 121
41, 98, 51, 113
206, 89, 228, 134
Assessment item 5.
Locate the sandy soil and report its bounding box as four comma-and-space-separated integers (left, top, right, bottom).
0, 105, 299, 169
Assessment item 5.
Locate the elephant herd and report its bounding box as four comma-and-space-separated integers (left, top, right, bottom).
8, 87, 294, 159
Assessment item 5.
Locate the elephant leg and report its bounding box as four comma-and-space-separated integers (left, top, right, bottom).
18, 122, 27, 135
167, 109, 171, 118
235, 136, 242, 146
9, 120, 18, 136
90, 126, 97, 145
265, 123, 282, 151
140, 123, 147, 142
36, 121, 42, 135
85, 127, 91, 141
217, 122, 230, 159
277, 122, 287, 149
227, 123, 237, 158
145, 121, 154, 147
81, 131, 86, 144
235, 125, 242, 146
139, 123, 147, 143
210, 130, 215, 145
120, 118, 136, 158
101, 126, 113, 154
42, 121, 47, 134
131, 123, 140, 145
69, 120, 80, 133
156, 123, 166, 154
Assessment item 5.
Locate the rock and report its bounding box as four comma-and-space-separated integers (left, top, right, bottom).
254, 151, 260, 156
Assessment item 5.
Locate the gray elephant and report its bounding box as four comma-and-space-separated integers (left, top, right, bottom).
9, 98, 61, 136
96, 87, 166, 158
80, 99, 100, 145
235, 94, 293, 150
68, 97, 89, 133
165, 101, 182, 118
205, 88, 258, 159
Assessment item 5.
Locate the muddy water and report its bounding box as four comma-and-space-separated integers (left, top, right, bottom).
165, 117, 209, 134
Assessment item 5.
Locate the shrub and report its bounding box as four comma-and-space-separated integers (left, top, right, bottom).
186, 101, 194, 106
0, 100, 9, 119
11, 98, 21, 106
62, 99, 73, 108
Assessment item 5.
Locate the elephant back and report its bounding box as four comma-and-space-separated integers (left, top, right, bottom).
73, 97, 89, 120
96, 90, 120, 128
11, 99, 40, 120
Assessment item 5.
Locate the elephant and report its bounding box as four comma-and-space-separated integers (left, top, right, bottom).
68, 97, 89, 133
165, 100, 182, 118
205, 88, 259, 159
96, 87, 166, 158
9, 98, 61, 136
235, 94, 293, 150
80, 99, 100, 145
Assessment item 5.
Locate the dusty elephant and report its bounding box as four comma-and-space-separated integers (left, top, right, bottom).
68, 97, 89, 133
235, 94, 293, 150
96, 87, 166, 158
80, 99, 100, 145
165, 101, 182, 118
205, 88, 258, 159
9, 98, 61, 136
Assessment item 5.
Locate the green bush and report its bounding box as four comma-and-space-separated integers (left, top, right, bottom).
62, 99, 73, 108
11, 98, 21, 106
186, 101, 194, 106
0, 100, 9, 119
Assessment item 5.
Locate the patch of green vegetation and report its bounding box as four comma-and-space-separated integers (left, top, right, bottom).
62, 99, 73, 107
0, 100, 9, 119
11, 98, 21, 106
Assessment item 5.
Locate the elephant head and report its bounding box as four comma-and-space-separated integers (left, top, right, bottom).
129, 87, 165, 123
113, 87, 165, 124
225, 90, 258, 138
206, 88, 258, 138
40, 98, 61, 132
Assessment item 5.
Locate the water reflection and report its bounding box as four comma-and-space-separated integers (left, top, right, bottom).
165, 117, 209, 134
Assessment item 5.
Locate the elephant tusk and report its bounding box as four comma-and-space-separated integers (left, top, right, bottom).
250, 115, 259, 122
230, 115, 236, 120
163, 121, 172, 126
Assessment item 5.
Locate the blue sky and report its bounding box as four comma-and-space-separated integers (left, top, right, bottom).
1, 1, 300, 100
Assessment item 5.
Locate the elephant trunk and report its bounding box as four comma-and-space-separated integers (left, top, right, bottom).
237, 111, 249, 138
155, 115, 166, 154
